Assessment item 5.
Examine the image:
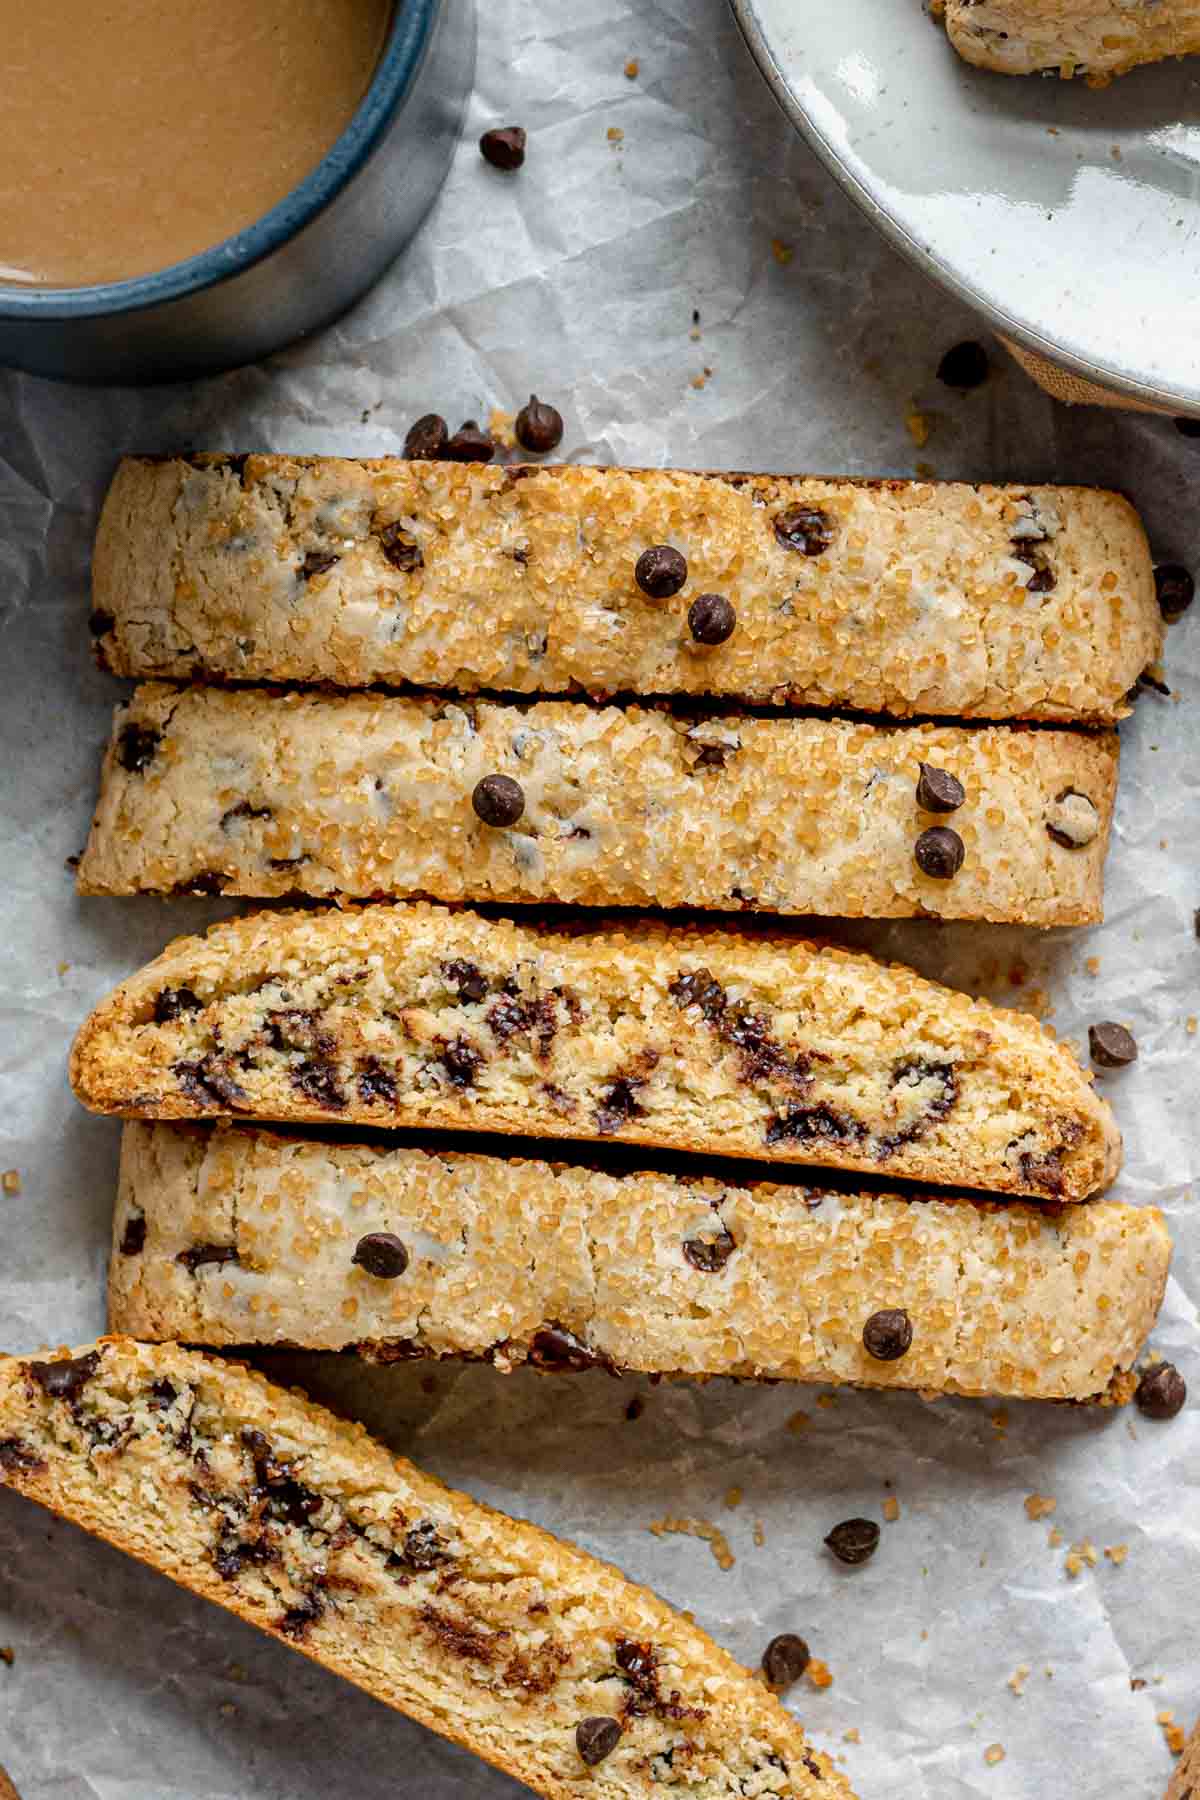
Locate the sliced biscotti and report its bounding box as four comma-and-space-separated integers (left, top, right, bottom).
69, 902, 1120, 1199
90, 456, 1160, 723
77, 683, 1119, 925
941, 0, 1200, 77
0, 1338, 848, 1800
110, 1123, 1168, 1402
1167, 1718, 1200, 1799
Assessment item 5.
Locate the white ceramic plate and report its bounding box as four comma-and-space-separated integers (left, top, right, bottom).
732, 0, 1200, 412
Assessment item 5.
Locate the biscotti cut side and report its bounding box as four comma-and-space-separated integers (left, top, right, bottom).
90, 456, 1160, 722
942, 0, 1200, 76
69, 902, 1120, 1199
1167, 1717, 1200, 1799
110, 1123, 1168, 1402
77, 684, 1118, 926
0, 1339, 847, 1800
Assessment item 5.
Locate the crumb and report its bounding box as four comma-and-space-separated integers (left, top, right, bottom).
1187, 1016, 1197, 1036
1085, 956, 1101, 975
227, 1663, 247, 1682
690, 373, 707, 390
0, 1647, 12, 1666
681, 1610, 695, 1624
816, 1393, 837, 1410
1047, 125, 1060, 134
607, 126, 624, 144
991, 1409, 1009, 1434
649, 1515, 735, 1572
807, 1659, 833, 1690
1008, 1665, 1030, 1697
843, 1728, 861, 1744
921, 1629, 929, 1641
914, 460, 937, 479
1159, 1711, 1187, 1756
219, 1700, 237, 1718
488, 407, 516, 449
771, 238, 793, 266
1111, 144, 1122, 160
724, 1486, 743, 1510
1104, 1544, 1128, 1566
56, 960, 70, 976
1131, 1678, 1147, 1691
1009, 963, 1027, 988
882, 1497, 900, 1523
753, 1520, 765, 1548
1, 1171, 20, 1195
624, 57, 640, 78
787, 1410, 811, 1433
1048, 1527, 1064, 1547
1065, 1540, 1098, 1578
905, 408, 932, 448
1026, 987, 1050, 1020
689, 328, 701, 341
1025, 1494, 1057, 1520
1046, 1667, 1054, 1679
1160, 838, 1169, 850
984, 1745, 1006, 1767
625, 1394, 645, 1422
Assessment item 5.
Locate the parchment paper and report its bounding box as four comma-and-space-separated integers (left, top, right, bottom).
0, 3, 1196, 1796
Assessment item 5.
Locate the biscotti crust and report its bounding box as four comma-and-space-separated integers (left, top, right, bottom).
1167, 1718, 1200, 1798
69, 901, 1120, 1199
90, 456, 1161, 722
77, 684, 1118, 925
943, 0, 1200, 76
110, 1123, 1168, 1402
0, 1338, 848, 1800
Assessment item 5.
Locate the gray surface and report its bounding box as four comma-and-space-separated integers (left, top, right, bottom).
0, 2, 1197, 1797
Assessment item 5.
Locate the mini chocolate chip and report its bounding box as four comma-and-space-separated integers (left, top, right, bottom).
515, 394, 564, 454
119, 1212, 147, 1256
1154, 563, 1195, 621
352, 1232, 410, 1279
761, 1633, 810, 1688
1026, 564, 1056, 594
300, 549, 338, 581
443, 421, 495, 463
937, 340, 990, 390
915, 763, 965, 814
117, 722, 162, 774
480, 126, 526, 170
176, 1243, 239, 1274
688, 593, 736, 645
1135, 1361, 1186, 1420
378, 523, 424, 572
26, 1351, 101, 1401
914, 826, 964, 879
357, 1056, 398, 1107
172, 870, 230, 898
682, 1230, 736, 1272
88, 608, 115, 637
772, 505, 836, 556
1088, 1022, 1138, 1069
528, 1325, 599, 1372
439, 1036, 483, 1088
404, 413, 448, 459
635, 544, 688, 599
443, 959, 489, 1003
862, 1308, 913, 1361
472, 773, 525, 826
824, 1518, 880, 1566
153, 986, 203, 1025
576, 1717, 622, 1765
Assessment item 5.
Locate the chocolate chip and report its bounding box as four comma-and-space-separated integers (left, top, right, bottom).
1135, 1361, 1186, 1420
472, 773, 525, 826
172, 870, 230, 898
404, 413, 448, 459
119, 1212, 147, 1256
117, 722, 161, 774
914, 826, 964, 879
352, 1232, 410, 1279
378, 522, 423, 572
528, 1325, 599, 1373
1088, 1021, 1138, 1069
761, 1633, 810, 1688
439, 1036, 484, 1087
176, 1243, 239, 1273
0, 1437, 44, 1475
394, 1519, 451, 1571
443, 421, 495, 463
443, 959, 489, 1003
595, 1074, 646, 1135
635, 544, 687, 599
174, 1055, 250, 1109
1046, 788, 1100, 850
576, 1717, 622, 1766
937, 340, 990, 390
300, 549, 338, 581
291, 1059, 347, 1110
88, 608, 115, 637
772, 506, 836, 556
682, 1230, 735, 1272
1154, 563, 1194, 621
515, 394, 564, 454
688, 593, 736, 645
862, 1308, 913, 1361
824, 1518, 880, 1566
220, 801, 272, 832
480, 126, 526, 170
26, 1351, 101, 1401
915, 763, 965, 814
153, 986, 203, 1025
357, 1056, 398, 1107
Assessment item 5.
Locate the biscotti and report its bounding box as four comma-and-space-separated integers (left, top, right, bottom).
1167, 1718, 1200, 1799
69, 901, 1120, 1199
90, 456, 1161, 723
0, 1338, 849, 1800
110, 1123, 1168, 1402
940, 0, 1200, 77
77, 683, 1119, 925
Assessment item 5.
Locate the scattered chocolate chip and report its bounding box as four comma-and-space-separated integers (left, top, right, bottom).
300, 549, 338, 581
88, 608, 115, 637
1135, 1361, 1186, 1420
472, 773, 525, 826
528, 1325, 600, 1373
443, 421, 495, 463
357, 1056, 398, 1107
688, 593, 736, 645
862, 1308, 913, 1361
937, 340, 990, 390
352, 1232, 410, 1279
635, 544, 688, 599
394, 1519, 451, 1571
378, 522, 424, 572
153, 986, 202, 1025
172, 870, 230, 898
26, 1351, 101, 1400
176, 1243, 239, 1274
480, 126, 526, 170
119, 1212, 147, 1256
824, 1518, 880, 1566
1088, 1021, 1138, 1069
404, 413, 448, 459
174, 1055, 250, 1109
1154, 563, 1194, 621
291, 1059, 347, 1110
576, 1717, 622, 1765
772, 505, 836, 556
915, 763, 965, 814
762, 1633, 810, 1688
682, 1230, 736, 1272
595, 1074, 646, 1135
439, 1037, 484, 1088
0, 1437, 44, 1474
117, 722, 162, 774
914, 826, 965, 879
443, 959, 489, 1003
1046, 788, 1100, 850
515, 394, 564, 454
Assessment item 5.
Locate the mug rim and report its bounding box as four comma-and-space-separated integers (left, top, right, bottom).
0, 0, 436, 321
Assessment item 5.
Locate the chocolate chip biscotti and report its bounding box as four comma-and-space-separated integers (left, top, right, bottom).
77, 683, 1119, 925
0, 1338, 849, 1800
70, 902, 1120, 1199
90, 456, 1161, 722
940, 0, 1200, 77
110, 1122, 1169, 1402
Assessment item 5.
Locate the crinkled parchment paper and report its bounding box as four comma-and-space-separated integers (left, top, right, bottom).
0, 3, 1196, 1796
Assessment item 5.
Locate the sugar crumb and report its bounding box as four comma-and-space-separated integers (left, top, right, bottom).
771, 238, 793, 266
807, 1658, 833, 1690
1187, 1016, 1197, 1036
1048, 1527, 1064, 1547
1007, 1665, 1030, 1697
56, 960, 70, 976
984, 1745, 1006, 1767
1025, 1493, 1056, 1520
1104, 1544, 1128, 1566
1, 1170, 20, 1195
1065, 1539, 1098, 1578
649, 1515, 735, 1571
787, 1410, 811, 1433
1158, 1711, 1187, 1756
624, 57, 640, 78
882, 1497, 900, 1523
607, 126, 624, 143
753, 1520, 765, 1548
906, 408, 932, 448
724, 1486, 743, 1511
488, 408, 516, 449
843, 1728, 861, 1744
816, 1393, 837, 1410
1085, 956, 1101, 976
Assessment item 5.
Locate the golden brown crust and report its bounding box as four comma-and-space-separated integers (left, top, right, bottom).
1167, 1718, 1200, 1799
